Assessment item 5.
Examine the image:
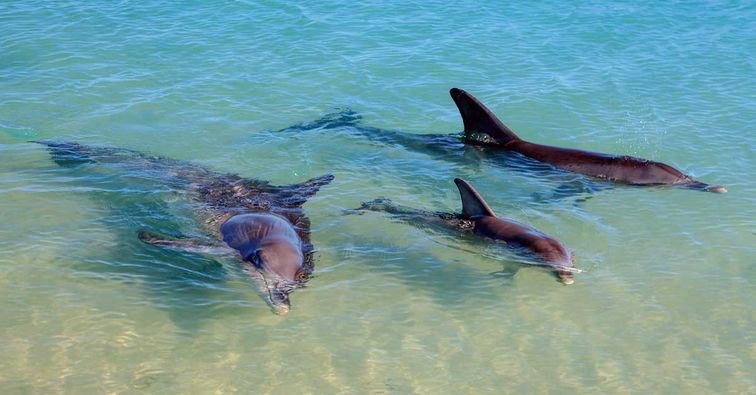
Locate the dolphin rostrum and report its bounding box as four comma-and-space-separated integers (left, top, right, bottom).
357, 178, 576, 284
37, 141, 333, 315
450, 88, 726, 193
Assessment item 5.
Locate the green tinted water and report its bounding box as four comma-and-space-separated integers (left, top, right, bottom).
1, 1, 754, 393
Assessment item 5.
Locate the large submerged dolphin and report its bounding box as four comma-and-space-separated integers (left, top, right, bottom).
450, 88, 726, 192
279, 91, 726, 195
357, 178, 576, 285
37, 141, 333, 315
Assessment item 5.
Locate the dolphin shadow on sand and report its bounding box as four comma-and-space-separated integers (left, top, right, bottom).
36, 141, 333, 315
354, 178, 577, 285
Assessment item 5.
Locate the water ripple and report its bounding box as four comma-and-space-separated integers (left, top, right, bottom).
1, 1, 755, 393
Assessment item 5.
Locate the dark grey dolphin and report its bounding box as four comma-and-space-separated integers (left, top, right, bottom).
37, 141, 333, 315
357, 178, 576, 285
450, 88, 726, 193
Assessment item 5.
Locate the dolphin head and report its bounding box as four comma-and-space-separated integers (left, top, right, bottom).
247, 243, 303, 315
248, 240, 305, 315
269, 288, 292, 315
221, 213, 305, 315
554, 265, 575, 285
529, 240, 575, 285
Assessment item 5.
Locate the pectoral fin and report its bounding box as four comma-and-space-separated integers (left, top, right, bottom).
138, 230, 232, 255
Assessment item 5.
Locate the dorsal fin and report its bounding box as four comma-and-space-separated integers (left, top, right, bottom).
449, 88, 520, 145
454, 178, 496, 218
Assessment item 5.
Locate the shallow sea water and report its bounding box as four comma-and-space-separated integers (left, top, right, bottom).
1, 1, 755, 393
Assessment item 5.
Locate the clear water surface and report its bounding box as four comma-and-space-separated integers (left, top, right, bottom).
1, 1, 754, 393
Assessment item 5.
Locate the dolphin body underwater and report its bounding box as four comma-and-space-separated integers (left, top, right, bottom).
37, 141, 333, 315
277, 89, 725, 194
357, 178, 576, 285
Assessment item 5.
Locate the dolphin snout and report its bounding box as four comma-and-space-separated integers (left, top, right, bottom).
269, 294, 291, 315
704, 185, 727, 193
272, 303, 290, 315
555, 267, 575, 285
268, 281, 294, 315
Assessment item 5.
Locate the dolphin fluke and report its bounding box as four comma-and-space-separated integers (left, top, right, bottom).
449, 88, 520, 145
33, 140, 96, 166
454, 178, 496, 218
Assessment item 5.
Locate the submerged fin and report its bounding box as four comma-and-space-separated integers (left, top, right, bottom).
283, 174, 335, 201
263, 173, 334, 207
138, 230, 230, 255
454, 178, 496, 218
449, 88, 520, 145
272, 109, 362, 133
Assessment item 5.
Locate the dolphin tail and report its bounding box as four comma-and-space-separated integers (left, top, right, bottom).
33, 140, 96, 166
35, 140, 148, 167
354, 198, 433, 216
454, 178, 497, 218
449, 88, 521, 145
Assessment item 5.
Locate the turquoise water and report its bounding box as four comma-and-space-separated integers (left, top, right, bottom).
1, 1, 755, 393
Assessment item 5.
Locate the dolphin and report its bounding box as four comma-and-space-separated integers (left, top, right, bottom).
450, 88, 726, 193
36, 140, 333, 315
357, 178, 576, 285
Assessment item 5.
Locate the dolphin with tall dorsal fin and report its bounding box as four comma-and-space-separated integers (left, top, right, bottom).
449, 88, 726, 193
36, 140, 334, 315
455, 178, 575, 284
357, 178, 576, 284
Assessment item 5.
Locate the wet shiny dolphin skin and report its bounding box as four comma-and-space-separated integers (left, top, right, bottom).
37, 140, 333, 315
220, 213, 306, 315
276, 95, 725, 197
358, 178, 576, 284
449, 88, 726, 193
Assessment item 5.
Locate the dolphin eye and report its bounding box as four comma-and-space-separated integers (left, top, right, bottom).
247, 249, 263, 267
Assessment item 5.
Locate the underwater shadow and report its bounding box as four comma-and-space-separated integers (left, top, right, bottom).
269, 109, 609, 204
33, 147, 283, 333
338, 207, 566, 307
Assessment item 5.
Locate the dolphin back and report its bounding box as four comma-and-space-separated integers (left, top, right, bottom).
454, 178, 496, 218
220, 214, 302, 262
